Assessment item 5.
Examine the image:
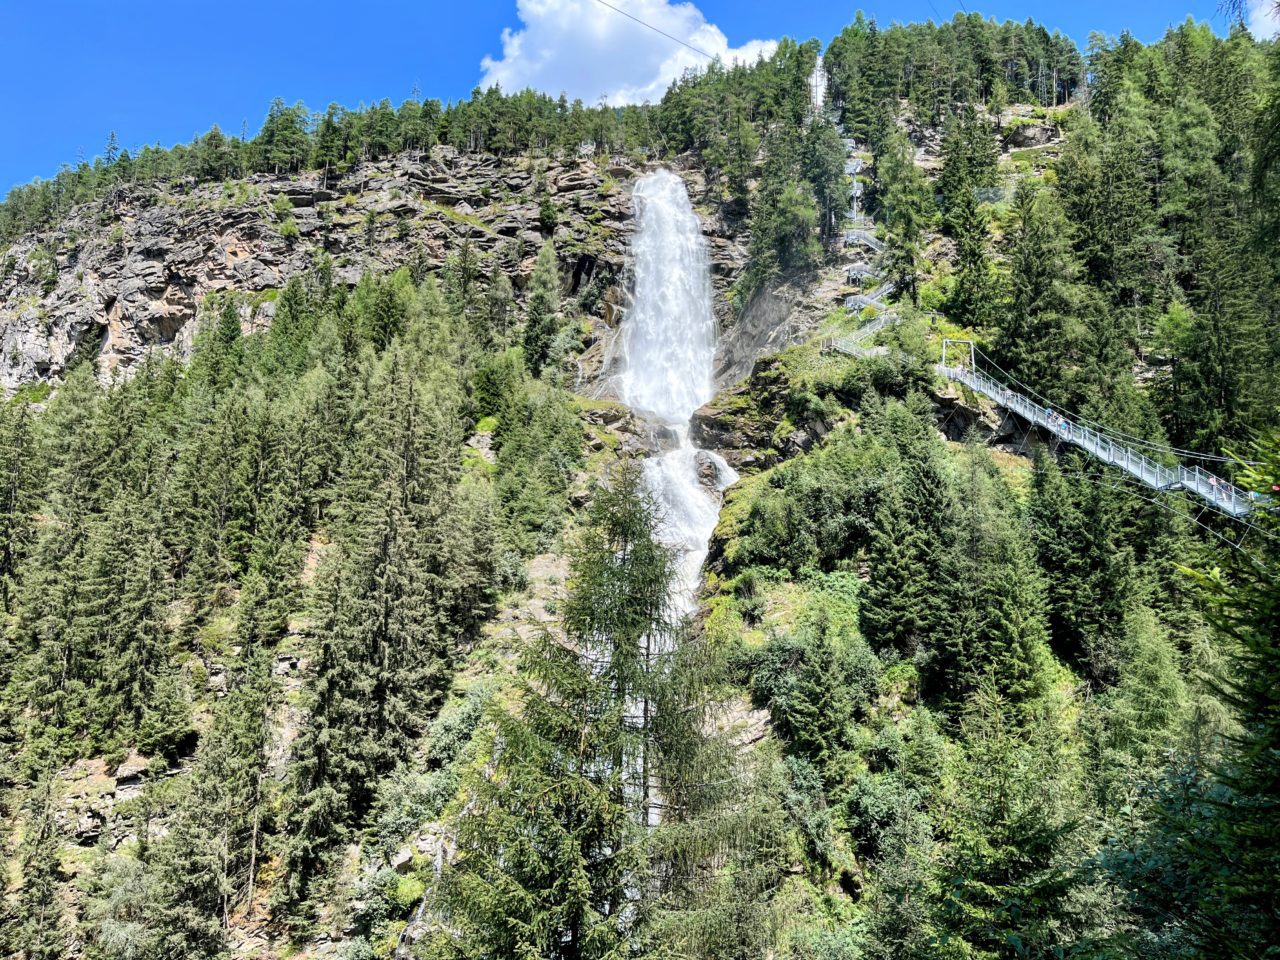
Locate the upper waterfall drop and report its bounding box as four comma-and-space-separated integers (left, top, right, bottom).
618, 169, 736, 616
618, 169, 717, 425
809, 54, 826, 115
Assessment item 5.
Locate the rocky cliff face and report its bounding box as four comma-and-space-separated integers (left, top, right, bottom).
0, 148, 657, 391
0, 147, 849, 413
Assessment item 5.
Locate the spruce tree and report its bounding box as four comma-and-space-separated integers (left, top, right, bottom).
875, 129, 932, 304
278, 338, 489, 920
13, 777, 67, 960
482, 263, 513, 346
936, 684, 1081, 958
1121, 431, 1280, 954
430, 464, 675, 958
150, 642, 273, 958
947, 184, 995, 330
933, 442, 1052, 706
522, 240, 561, 376
996, 181, 1083, 396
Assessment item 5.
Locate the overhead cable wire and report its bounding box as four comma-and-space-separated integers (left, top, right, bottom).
1053, 468, 1266, 568
974, 344, 1259, 467
589, 0, 717, 61
972, 344, 1256, 465
1058, 461, 1280, 548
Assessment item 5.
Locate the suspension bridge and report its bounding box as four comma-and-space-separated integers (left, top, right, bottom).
824, 325, 1260, 517
936, 340, 1260, 517
823, 121, 1262, 521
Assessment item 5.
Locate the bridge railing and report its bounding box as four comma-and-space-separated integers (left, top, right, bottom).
825, 312, 901, 356
843, 229, 884, 252
938, 364, 1259, 517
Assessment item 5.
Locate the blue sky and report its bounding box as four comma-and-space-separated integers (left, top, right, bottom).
0, 0, 1264, 197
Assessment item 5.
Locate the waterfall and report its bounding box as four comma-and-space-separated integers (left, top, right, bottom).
619, 170, 737, 617
808, 54, 826, 115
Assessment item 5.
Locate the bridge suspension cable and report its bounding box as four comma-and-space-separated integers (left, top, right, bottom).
937, 340, 1263, 518
967, 344, 1261, 467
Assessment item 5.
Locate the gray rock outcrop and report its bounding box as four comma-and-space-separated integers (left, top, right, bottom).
0, 149, 644, 392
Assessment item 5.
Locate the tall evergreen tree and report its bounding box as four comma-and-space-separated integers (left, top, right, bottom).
947, 184, 995, 330
996, 181, 1083, 396
429, 464, 675, 958
522, 240, 561, 376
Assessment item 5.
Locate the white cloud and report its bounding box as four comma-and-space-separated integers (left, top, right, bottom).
480, 0, 777, 106
1248, 0, 1280, 38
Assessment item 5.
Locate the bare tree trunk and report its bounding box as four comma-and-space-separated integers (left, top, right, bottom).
246, 769, 263, 915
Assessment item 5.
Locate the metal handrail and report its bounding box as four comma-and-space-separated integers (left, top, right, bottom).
843, 229, 884, 252
936, 364, 1260, 517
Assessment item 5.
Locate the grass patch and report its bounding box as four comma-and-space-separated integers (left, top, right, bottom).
11, 382, 52, 405
419, 199, 500, 237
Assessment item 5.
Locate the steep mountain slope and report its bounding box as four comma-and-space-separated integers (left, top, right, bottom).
0, 13, 1278, 960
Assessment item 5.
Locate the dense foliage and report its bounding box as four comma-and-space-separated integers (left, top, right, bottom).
1, 9, 1279, 960
0, 249, 589, 956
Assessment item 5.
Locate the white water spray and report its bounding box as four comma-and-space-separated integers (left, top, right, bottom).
808, 54, 827, 115
619, 170, 737, 617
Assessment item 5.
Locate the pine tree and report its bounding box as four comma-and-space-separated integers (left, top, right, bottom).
430, 464, 675, 958
522, 240, 561, 376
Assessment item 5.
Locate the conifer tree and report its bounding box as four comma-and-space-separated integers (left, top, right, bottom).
522, 240, 561, 376
483, 264, 514, 346
937, 107, 999, 219
947, 183, 994, 330
10, 366, 106, 765
12, 777, 67, 960
278, 337, 489, 920
429, 464, 675, 958
860, 456, 949, 657
875, 129, 932, 304
149, 642, 273, 958
996, 181, 1083, 395
0, 401, 36, 614
1028, 454, 1136, 684
936, 684, 1081, 957
1115, 432, 1280, 954
933, 442, 1052, 705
